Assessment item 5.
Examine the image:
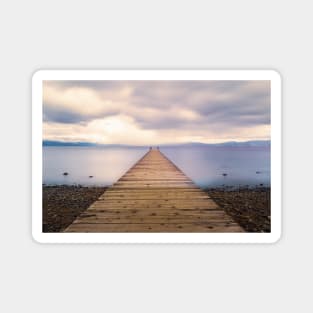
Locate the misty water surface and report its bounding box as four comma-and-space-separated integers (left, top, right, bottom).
43, 146, 270, 188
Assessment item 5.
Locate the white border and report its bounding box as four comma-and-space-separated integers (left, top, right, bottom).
32, 70, 281, 244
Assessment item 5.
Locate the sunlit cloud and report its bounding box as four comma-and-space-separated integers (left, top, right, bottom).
43, 80, 270, 145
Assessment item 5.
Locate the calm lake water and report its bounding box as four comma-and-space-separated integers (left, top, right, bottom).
43, 146, 270, 188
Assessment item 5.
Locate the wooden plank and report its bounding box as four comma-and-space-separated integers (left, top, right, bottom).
65, 223, 243, 233
64, 149, 244, 233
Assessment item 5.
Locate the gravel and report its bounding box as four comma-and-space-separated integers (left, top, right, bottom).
43, 185, 107, 232
207, 187, 271, 232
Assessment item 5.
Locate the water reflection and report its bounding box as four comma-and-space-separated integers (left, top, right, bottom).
43, 146, 148, 186
161, 146, 270, 187
43, 146, 270, 187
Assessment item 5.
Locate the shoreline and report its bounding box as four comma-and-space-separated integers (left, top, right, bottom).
43, 185, 270, 233
43, 185, 107, 232
207, 187, 270, 232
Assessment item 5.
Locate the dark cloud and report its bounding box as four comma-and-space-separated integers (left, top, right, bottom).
45, 80, 122, 91
43, 80, 270, 132
43, 104, 88, 124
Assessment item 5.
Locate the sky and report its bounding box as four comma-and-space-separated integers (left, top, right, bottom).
43, 80, 270, 145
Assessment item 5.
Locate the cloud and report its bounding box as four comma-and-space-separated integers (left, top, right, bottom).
43, 80, 270, 144
43, 81, 131, 123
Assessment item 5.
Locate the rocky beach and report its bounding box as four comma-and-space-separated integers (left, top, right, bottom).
207, 187, 271, 232
43, 185, 270, 233
43, 185, 106, 232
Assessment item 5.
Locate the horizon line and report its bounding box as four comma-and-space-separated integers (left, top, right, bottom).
43, 139, 271, 147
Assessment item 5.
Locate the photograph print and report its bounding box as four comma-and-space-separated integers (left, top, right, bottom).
32, 70, 281, 243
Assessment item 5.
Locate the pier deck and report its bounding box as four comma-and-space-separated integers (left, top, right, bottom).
65, 149, 243, 232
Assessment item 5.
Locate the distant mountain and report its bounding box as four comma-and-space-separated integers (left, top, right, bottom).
159, 140, 270, 147
43, 141, 147, 148
211, 140, 271, 147
43, 140, 270, 148
43, 140, 98, 147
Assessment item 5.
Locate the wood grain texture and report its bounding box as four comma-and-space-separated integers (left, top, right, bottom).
64, 149, 244, 233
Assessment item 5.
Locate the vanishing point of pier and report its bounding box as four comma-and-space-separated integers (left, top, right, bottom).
65, 149, 243, 232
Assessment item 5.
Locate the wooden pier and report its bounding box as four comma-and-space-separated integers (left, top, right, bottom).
65, 149, 243, 232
